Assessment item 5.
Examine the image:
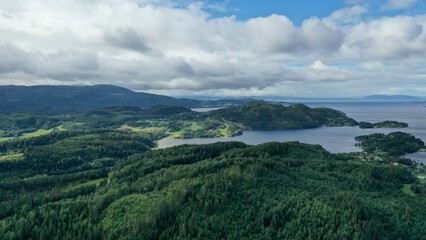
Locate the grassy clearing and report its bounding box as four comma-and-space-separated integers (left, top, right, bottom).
55, 125, 67, 131
170, 122, 204, 138
0, 137, 13, 143
170, 121, 243, 139
218, 124, 238, 137
171, 131, 185, 138
119, 125, 145, 132
0, 153, 24, 161
418, 175, 426, 184
0, 126, 66, 143
402, 184, 416, 197
0, 129, 52, 142
62, 178, 105, 192
347, 159, 364, 165
21, 128, 53, 138
119, 125, 167, 134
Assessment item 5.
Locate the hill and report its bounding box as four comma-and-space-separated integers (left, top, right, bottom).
0, 85, 200, 113
208, 101, 358, 130
1, 140, 425, 239
0, 105, 243, 140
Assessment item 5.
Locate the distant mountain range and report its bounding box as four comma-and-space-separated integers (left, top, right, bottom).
0, 85, 258, 113
258, 95, 425, 103
0, 85, 198, 113
0, 84, 424, 113
363, 95, 424, 101
193, 95, 426, 103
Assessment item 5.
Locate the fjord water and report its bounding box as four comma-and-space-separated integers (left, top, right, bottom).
158, 102, 426, 163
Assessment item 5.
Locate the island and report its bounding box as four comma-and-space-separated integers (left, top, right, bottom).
207, 101, 358, 130
355, 132, 425, 156
359, 120, 408, 129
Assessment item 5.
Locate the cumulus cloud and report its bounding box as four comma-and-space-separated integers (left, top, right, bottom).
342, 16, 425, 60
301, 17, 343, 53
0, 0, 425, 97
246, 15, 300, 53
311, 60, 329, 70
325, 5, 368, 25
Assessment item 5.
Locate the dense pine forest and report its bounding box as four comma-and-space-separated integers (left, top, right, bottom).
0, 103, 425, 239
1, 138, 426, 239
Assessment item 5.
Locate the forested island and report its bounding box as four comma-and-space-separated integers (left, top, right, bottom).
355, 132, 425, 156
209, 101, 358, 129
359, 121, 409, 129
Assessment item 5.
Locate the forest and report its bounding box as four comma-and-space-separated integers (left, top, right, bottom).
208, 101, 358, 129
0, 137, 425, 239
355, 132, 425, 156
1, 104, 425, 239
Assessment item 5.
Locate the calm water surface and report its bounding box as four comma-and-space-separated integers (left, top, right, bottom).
160, 102, 426, 163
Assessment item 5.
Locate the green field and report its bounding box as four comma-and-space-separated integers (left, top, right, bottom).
170, 121, 242, 139
119, 125, 167, 134
171, 122, 203, 138
119, 125, 146, 132
62, 178, 106, 192
218, 124, 238, 137
402, 184, 416, 196
0, 126, 67, 143
21, 128, 53, 138
0, 153, 24, 161
0, 137, 12, 143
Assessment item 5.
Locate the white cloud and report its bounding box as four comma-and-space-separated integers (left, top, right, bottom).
300, 17, 343, 53
310, 60, 329, 70
246, 15, 300, 53
325, 5, 368, 25
0, 0, 425, 97
342, 16, 425, 60
381, 0, 418, 10
361, 61, 385, 70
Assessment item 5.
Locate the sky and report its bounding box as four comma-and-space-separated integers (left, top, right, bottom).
0, 0, 426, 98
